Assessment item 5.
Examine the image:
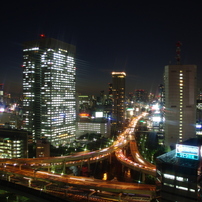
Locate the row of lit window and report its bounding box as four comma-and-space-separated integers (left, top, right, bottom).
179, 71, 183, 141
163, 183, 195, 192
164, 173, 188, 182
41, 91, 75, 94
23, 47, 39, 51
43, 77, 75, 80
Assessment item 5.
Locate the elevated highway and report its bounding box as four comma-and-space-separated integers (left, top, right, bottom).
0, 112, 157, 200
115, 115, 156, 176
0, 113, 148, 170
0, 115, 156, 177
115, 148, 156, 176
0, 165, 156, 200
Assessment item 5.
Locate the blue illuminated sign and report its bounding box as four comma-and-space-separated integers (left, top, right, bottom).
176, 144, 199, 160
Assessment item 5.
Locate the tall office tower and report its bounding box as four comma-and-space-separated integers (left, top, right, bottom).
108, 83, 113, 98
22, 37, 76, 145
134, 89, 148, 103
158, 84, 165, 106
0, 83, 3, 104
164, 64, 197, 149
111, 72, 126, 125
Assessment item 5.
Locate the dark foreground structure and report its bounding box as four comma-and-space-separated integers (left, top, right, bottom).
156, 138, 202, 202
0, 179, 70, 202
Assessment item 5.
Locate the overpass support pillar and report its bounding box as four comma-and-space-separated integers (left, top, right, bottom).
118, 193, 122, 201
87, 191, 96, 202
62, 160, 66, 174
51, 163, 55, 173
109, 153, 112, 164
122, 164, 124, 173
43, 183, 52, 192
65, 186, 73, 198
141, 173, 145, 182
28, 179, 31, 187
88, 158, 90, 173
80, 160, 84, 172
48, 164, 50, 172
7, 175, 14, 182
123, 148, 126, 156
19, 164, 22, 170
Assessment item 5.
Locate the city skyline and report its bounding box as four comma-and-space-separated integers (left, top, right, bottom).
1, 1, 202, 96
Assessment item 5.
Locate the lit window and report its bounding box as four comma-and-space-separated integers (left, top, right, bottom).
189, 189, 195, 192
176, 185, 188, 191
164, 183, 174, 187
164, 174, 175, 180
176, 176, 188, 182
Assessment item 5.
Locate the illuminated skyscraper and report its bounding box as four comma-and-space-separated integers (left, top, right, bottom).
0, 83, 3, 105
164, 65, 197, 148
22, 37, 76, 145
111, 72, 126, 125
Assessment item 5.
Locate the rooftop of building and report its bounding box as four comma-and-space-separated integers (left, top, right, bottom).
157, 138, 202, 169
0, 128, 30, 138
23, 37, 76, 54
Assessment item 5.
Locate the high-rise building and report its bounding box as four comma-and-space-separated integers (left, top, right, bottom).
111, 72, 126, 125
108, 83, 113, 99
22, 37, 76, 145
0, 129, 29, 158
164, 65, 197, 148
158, 84, 165, 106
134, 89, 148, 103
0, 83, 3, 104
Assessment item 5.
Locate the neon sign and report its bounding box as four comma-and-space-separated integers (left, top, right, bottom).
176, 144, 199, 160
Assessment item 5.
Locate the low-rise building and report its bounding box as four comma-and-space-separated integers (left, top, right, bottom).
0, 129, 29, 158
76, 119, 111, 138
36, 139, 50, 158
156, 138, 202, 202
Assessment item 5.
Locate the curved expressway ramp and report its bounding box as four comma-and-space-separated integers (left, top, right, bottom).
130, 140, 156, 169
115, 113, 156, 176
0, 113, 146, 170
0, 142, 128, 169
115, 148, 156, 176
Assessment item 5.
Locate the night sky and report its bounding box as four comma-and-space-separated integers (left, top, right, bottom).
1, 1, 202, 96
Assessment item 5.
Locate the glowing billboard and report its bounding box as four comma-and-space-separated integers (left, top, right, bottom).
176, 144, 199, 160
152, 113, 161, 122
79, 113, 90, 118
95, 111, 103, 118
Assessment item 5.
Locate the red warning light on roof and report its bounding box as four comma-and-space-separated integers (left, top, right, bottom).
40, 34, 45, 38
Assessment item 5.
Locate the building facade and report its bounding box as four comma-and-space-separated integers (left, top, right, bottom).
0, 84, 3, 105
76, 121, 111, 138
0, 129, 28, 158
36, 139, 50, 158
156, 138, 202, 202
164, 65, 197, 149
22, 37, 76, 145
111, 72, 126, 125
